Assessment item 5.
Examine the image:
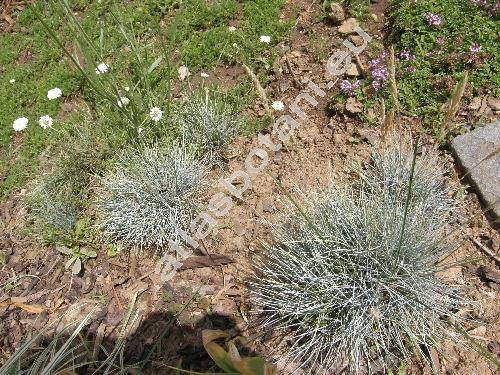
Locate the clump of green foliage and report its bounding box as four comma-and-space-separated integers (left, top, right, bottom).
24, 0, 278, 257
55, 218, 97, 275
387, 0, 499, 131
253, 142, 467, 374
26, 119, 118, 241
322, 0, 371, 20
2, 0, 296, 201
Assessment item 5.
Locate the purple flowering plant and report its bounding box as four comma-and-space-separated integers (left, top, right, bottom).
339, 79, 361, 95
368, 51, 388, 91
384, 0, 498, 129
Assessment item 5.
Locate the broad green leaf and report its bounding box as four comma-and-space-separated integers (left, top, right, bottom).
204, 342, 238, 373
202, 330, 238, 373
202, 330, 276, 375
233, 357, 268, 375
227, 341, 241, 364
202, 330, 230, 345
80, 247, 97, 258
56, 245, 72, 256
65, 257, 76, 270
147, 56, 164, 75
107, 244, 119, 258
74, 218, 89, 237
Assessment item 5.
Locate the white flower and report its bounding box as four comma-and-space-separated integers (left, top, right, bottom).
117, 96, 130, 108
178, 66, 190, 81
200, 72, 209, 78
47, 87, 62, 100
149, 107, 163, 122
259, 35, 271, 44
9, 79, 15, 84
95, 62, 109, 75
38, 115, 53, 129
232, 42, 238, 48
271, 100, 285, 111
228, 26, 236, 32
13, 117, 28, 132
124, 86, 130, 92
138, 127, 144, 134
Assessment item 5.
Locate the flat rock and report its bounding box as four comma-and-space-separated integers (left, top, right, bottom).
469, 97, 482, 110
338, 18, 359, 34
328, 2, 345, 24
346, 63, 360, 77
451, 123, 500, 218
487, 97, 500, 111
345, 97, 363, 114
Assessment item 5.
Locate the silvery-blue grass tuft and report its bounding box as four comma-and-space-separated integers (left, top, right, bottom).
175, 93, 241, 161
253, 144, 466, 374
29, 181, 77, 232
98, 145, 206, 251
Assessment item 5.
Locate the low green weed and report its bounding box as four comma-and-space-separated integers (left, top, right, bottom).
2, 0, 295, 202
387, 0, 499, 133
55, 218, 97, 275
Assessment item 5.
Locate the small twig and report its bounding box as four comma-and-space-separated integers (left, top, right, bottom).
382, 106, 395, 143
238, 291, 249, 323
435, 70, 469, 148
387, 45, 400, 121
129, 247, 137, 277
67, 273, 73, 294
470, 237, 500, 265
380, 98, 386, 125
138, 271, 154, 281
285, 55, 301, 88
211, 283, 237, 304
243, 63, 272, 118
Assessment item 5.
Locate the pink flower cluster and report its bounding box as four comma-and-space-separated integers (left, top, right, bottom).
368, 51, 388, 91
470, 42, 482, 53
467, 42, 483, 63
424, 12, 442, 26
340, 79, 361, 95
400, 50, 416, 61
471, 0, 500, 17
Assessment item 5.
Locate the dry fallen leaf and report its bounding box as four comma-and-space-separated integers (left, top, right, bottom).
0, 300, 45, 313
178, 65, 190, 81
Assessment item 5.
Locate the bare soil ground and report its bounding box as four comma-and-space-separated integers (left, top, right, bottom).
1, 0, 499, 373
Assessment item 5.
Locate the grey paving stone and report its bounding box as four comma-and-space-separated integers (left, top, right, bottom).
451, 122, 500, 219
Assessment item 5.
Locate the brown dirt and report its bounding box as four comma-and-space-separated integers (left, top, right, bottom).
1, 0, 499, 374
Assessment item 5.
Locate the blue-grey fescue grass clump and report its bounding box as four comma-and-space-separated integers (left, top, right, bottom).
175, 93, 241, 160
28, 180, 77, 232
98, 145, 206, 251
253, 144, 466, 374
